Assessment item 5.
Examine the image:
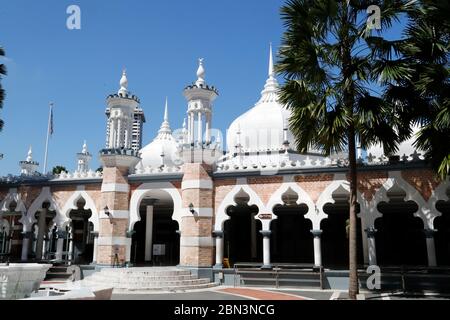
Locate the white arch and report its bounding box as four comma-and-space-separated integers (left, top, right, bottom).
129, 181, 183, 231
60, 188, 100, 232
0, 189, 27, 214
374, 171, 438, 229
214, 179, 266, 231
25, 187, 61, 233
429, 177, 450, 220
266, 183, 318, 229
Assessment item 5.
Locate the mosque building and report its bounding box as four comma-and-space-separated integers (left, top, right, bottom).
0, 46, 449, 284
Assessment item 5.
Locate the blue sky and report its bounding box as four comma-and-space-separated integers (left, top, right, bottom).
0, 1, 407, 176
0, 0, 285, 175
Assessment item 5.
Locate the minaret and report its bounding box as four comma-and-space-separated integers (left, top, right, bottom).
76, 141, 92, 173
98, 70, 141, 267
19, 146, 39, 176
183, 59, 218, 148
105, 70, 145, 151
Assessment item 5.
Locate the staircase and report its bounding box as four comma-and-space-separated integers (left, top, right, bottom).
80, 267, 218, 293
44, 263, 81, 283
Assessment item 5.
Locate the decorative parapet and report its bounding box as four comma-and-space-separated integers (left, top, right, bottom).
99, 148, 140, 157
132, 165, 182, 175
52, 170, 103, 181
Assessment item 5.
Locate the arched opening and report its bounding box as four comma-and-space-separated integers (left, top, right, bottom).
321, 188, 363, 269
0, 201, 23, 261
435, 192, 450, 266
131, 190, 180, 266
375, 185, 427, 266
271, 189, 313, 263
68, 198, 94, 265
223, 190, 262, 266
31, 201, 56, 261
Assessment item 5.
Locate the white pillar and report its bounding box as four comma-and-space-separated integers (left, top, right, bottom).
68, 225, 74, 265
251, 214, 257, 259
55, 235, 65, 261
21, 231, 32, 261
311, 230, 322, 267
197, 112, 203, 146
260, 230, 272, 269
145, 205, 154, 262
190, 112, 195, 144
117, 118, 122, 148
92, 234, 98, 264
35, 208, 47, 260
365, 228, 377, 266
213, 231, 224, 268
424, 229, 437, 267
205, 113, 211, 144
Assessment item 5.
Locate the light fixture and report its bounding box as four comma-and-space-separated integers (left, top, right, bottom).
188, 203, 195, 214
104, 206, 110, 217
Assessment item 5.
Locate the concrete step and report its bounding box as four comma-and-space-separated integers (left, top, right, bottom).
111, 282, 218, 293
83, 277, 211, 288
88, 274, 197, 282
79, 267, 216, 292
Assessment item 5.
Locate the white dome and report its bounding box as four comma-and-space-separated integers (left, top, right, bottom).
366, 124, 424, 162
227, 95, 295, 153
137, 100, 182, 169
227, 46, 295, 153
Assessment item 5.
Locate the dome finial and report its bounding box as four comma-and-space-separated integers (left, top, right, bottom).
196, 58, 206, 86
158, 97, 172, 135
119, 68, 128, 95
82, 140, 88, 154
269, 43, 274, 78
27, 145, 33, 162
164, 97, 169, 122
258, 43, 279, 103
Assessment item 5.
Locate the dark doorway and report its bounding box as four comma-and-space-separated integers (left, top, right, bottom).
376, 188, 427, 266
131, 197, 180, 266
69, 198, 94, 265
321, 194, 363, 269
271, 202, 313, 264
435, 198, 450, 266
223, 194, 262, 266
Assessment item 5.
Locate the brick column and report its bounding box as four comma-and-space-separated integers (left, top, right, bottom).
98, 151, 140, 266
179, 163, 214, 267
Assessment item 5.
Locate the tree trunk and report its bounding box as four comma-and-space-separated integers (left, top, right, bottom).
348, 127, 359, 300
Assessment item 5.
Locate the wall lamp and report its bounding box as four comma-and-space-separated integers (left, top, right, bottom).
188, 203, 195, 214
104, 205, 114, 224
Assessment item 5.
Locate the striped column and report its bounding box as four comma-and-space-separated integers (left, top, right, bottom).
179, 163, 214, 267
98, 153, 140, 266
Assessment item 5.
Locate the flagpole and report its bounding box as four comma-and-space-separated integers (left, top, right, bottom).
43, 102, 53, 174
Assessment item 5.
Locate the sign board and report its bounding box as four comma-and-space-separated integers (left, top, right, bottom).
258, 214, 272, 220
153, 244, 166, 256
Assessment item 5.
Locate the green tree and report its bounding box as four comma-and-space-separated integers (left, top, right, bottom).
52, 165, 68, 175
276, 0, 408, 299
377, 0, 450, 178
0, 46, 6, 132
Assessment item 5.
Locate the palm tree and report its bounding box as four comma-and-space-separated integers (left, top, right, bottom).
376, 0, 450, 178
276, 0, 409, 299
52, 165, 68, 175
0, 46, 6, 132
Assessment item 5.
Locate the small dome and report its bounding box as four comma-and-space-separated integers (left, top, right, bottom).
138, 99, 181, 169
